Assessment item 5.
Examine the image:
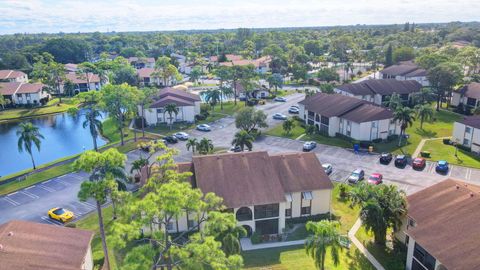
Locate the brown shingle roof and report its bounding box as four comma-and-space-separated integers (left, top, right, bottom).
381, 64, 420, 77
149, 87, 200, 108
0, 82, 22, 95
458, 115, 480, 129
137, 68, 155, 78
65, 72, 100, 84
0, 82, 44, 95
128, 57, 155, 63
190, 151, 332, 208
157, 87, 201, 102
269, 152, 333, 193
407, 179, 480, 270
0, 70, 26, 80
299, 93, 393, 123
458, 82, 480, 100
150, 95, 195, 107
0, 220, 93, 270
337, 79, 422, 96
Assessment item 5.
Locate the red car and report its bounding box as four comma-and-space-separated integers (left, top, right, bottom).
412, 157, 426, 170
368, 173, 383, 185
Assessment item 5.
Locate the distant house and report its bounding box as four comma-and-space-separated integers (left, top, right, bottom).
213, 55, 272, 74
64, 63, 78, 72
235, 82, 270, 100
143, 151, 333, 236
334, 79, 422, 106
209, 54, 244, 63
128, 57, 155, 69
0, 220, 94, 270
380, 62, 429, 87
0, 70, 28, 83
452, 115, 480, 154
299, 93, 400, 141
140, 87, 201, 125
60, 72, 102, 94
170, 53, 189, 74
0, 82, 49, 105
398, 179, 480, 270
451, 82, 480, 109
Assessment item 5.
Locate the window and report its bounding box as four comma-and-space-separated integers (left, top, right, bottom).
236, 207, 253, 221
315, 114, 320, 122
285, 193, 293, 202
413, 243, 436, 270
156, 108, 164, 113
301, 206, 311, 215
302, 191, 313, 200
255, 219, 279, 235
465, 126, 472, 133
408, 218, 416, 228
254, 204, 279, 219
166, 222, 174, 231
320, 116, 329, 126
372, 122, 376, 128
285, 208, 292, 217
187, 219, 197, 229
464, 138, 470, 146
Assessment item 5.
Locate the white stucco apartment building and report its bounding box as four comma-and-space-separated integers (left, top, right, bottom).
397, 179, 480, 270
299, 93, 400, 141
380, 62, 430, 87
451, 82, 480, 109
140, 87, 201, 125
0, 82, 49, 105
0, 70, 28, 83
452, 115, 480, 154
141, 151, 333, 236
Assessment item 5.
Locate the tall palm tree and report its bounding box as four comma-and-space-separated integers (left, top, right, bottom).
17, 122, 44, 170
197, 138, 214, 155
186, 138, 198, 154
130, 158, 148, 177
267, 73, 284, 94
164, 103, 179, 130
231, 130, 254, 151
282, 118, 295, 135
415, 104, 434, 129
393, 106, 416, 146
203, 89, 222, 111
219, 86, 234, 111
305, 220, 342, 270
83, 108, 103, 151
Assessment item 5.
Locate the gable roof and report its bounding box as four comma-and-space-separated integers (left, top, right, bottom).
407, 179, 480, 270
137, 68, 155, 78
458, 115, 480, 129
188, 151, 332, 208
0, 220, 93, 270
0, 82, 44, 96
128, 57, 155, 63
65, 72, 100, 84
336, 79, 422, 96
149, 87, 200, 108
458, 82, 480, 100
380, 63, 427, 77
0, 70, 26, 80
299, 93, 393, 122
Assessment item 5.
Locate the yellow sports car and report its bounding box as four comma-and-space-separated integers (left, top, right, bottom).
48, 207, 74, 223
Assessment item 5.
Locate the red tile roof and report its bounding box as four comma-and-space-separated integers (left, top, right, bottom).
65, 72, 100, 84
137, 68, 156, 78
0, 82, 44, 95
149, 87, 200, 108
0, 70, 26, 80
0, 220, 93, 270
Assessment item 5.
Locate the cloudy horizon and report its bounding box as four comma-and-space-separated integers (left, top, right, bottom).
0, 0, 479, 35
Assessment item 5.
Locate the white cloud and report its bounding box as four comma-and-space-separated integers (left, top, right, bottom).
0, 0, 479, 34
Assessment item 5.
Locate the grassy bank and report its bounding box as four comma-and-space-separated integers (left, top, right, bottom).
422, 139, 480, 168
0, 98, 80, 122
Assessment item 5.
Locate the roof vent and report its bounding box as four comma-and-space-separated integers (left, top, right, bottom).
0, 244, 3, 251
7, 232, 13, 237
456, 184, 460, 190
470, 192, 474, 198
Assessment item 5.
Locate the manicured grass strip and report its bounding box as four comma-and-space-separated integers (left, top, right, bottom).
0, 98, 81, 122
422, 139, 480, 169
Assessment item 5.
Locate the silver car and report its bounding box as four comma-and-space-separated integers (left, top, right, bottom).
174, 132, 189, 140
322, 163, 333, 175
272, 113, 287, 120
303, 141, 317, 151
196, 124, 211, 131
348, 169, 365, 184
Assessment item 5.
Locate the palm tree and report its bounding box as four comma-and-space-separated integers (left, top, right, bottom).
186, 138, 198, 154
267, 73, 284, 94
164, 103, 179, 130
393, 106, 416, 146
203, 89, 222, 112
348, 183, 407, 246
17, 122, 44, 170
415, 104, 434, 129
383, 93, 402, 110
83, 108, 103, 151
231, 130, 254, 151
219, 86, 234, 111
412, 87, 435, 105
130, 158, 148, 177
305, 220, 342, 270
282, 118, 295, 135
218, 225, 246, 256
197, 138, 214, 155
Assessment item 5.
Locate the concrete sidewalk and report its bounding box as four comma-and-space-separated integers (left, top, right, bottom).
240, 238, 304, 251
348, 218, 386, 270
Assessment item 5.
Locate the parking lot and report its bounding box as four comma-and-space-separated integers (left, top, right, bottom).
0, 171, 99, 226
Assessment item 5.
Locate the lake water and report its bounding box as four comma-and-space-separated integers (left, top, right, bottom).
0, 110, 107, 177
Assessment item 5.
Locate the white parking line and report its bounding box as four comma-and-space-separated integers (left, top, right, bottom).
8, 191, 18, 196
56, 179, 70, 186
21, 191, 39, 199
43, 179, 52, 184
25, 185, 36, 190
466, 169, 472, 180
2, 197, 19, 206
58, 175, 67, 179
79, 201, 96, 210
448, 167, 453, 177
38, 185, 55, 192
40, 216, 62, 226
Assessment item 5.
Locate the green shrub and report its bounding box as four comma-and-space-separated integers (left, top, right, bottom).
372, 138, 382, 143
251, 231, 262, 244
387, 134, 399, 142
285, 213, 330, 226
443, 138, 451, 145
457, 144, 472, 152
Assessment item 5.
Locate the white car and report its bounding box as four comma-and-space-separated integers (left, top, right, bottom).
322, 163, 333, 175
272, 113, 287, 120
196, 124, 211, 131
274, 97, 287, 102
174, 132, 189, 140
303, 141, 317, 151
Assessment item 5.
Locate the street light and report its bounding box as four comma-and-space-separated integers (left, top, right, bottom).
454, 138, 460, 158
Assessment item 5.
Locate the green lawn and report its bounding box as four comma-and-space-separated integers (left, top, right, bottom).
422, 139, 480, 168
355, 227, 407, 270
0, 98, 80, 122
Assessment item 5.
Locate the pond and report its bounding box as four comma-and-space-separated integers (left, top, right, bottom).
0, 110, 107, 177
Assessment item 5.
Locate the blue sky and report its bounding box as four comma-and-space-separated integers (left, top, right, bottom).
0, 0, 479, 34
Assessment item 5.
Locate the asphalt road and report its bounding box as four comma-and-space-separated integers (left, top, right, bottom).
1, 92, 479, 226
